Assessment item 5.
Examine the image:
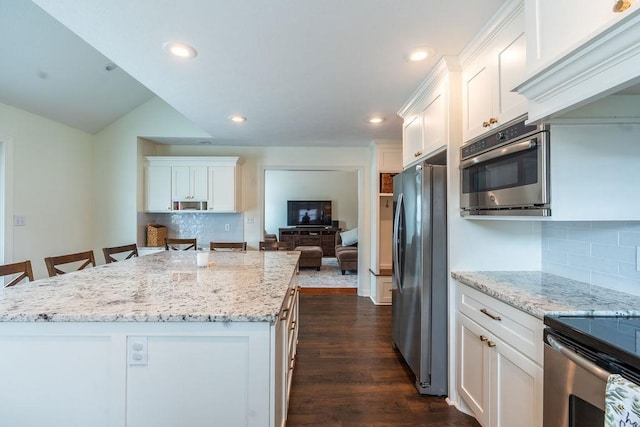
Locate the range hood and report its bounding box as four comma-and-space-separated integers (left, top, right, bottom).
515, 6, 640, 123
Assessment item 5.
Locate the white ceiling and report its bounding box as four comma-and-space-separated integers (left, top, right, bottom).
8, 0, 508, 146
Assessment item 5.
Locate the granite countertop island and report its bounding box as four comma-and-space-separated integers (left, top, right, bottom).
452, 271, 640, 319
0, 250, 301, 426
0, 250, 300, 323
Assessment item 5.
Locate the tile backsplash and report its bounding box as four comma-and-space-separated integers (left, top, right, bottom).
542, 222, 640, 295
140, 212, 244, 249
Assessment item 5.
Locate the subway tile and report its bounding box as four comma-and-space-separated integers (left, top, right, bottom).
541, 225, 568, 240
545, 262, 591, 283
567, 228, 618, 245
591, 244, 636, 263
620, 232, 640, 247
548, 238, 590, 255
591, 272, 640, 296
543, 250, 568, 265
619, 262, 640, 282
567, 254, 619, 275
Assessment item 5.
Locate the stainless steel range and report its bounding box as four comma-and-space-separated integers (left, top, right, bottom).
543, 315, 640, 426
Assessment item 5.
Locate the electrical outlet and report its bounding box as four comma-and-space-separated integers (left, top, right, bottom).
128, 336, 148, 366
13, 215, 25, 226
246, 216, 254, 224
224, 224, 230, 231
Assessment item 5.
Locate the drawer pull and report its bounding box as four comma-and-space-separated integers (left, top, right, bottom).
482, 121, 491, 128
480, 308, 502, 321
414, 151, 422, 158
487, 341, 496, 348
614, 0, 631, 12
479, 335, 488, 342
489, 117, 498, 125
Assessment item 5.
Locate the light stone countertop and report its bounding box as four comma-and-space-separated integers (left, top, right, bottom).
452, 271, 640, 319
0, 250, 300, 323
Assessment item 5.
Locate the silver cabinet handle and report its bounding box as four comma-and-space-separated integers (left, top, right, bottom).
487, 341, 496, 348
547, 335, 610, 381
480, 308, 502, 321
479, 335, 488, 342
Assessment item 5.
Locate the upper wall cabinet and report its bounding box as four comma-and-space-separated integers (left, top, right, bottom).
172, 166, 208, 202
461, 1, 527, 142
398, 57, 459, 169
516, 1, 640, 123
145, 157, 243, 213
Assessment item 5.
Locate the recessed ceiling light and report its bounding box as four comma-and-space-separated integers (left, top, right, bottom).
369, 116, 385, 124
104, 62, 118, 71
163, 42, 198, 59
230, 115, 247, 123
408, 47, 435, 62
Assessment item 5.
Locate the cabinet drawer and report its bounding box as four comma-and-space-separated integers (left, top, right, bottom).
457, 283, 543, 364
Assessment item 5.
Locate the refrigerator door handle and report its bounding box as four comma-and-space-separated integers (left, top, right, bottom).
392, 192, 404, 291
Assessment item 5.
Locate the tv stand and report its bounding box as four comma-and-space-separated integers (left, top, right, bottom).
279, 227, 341, 257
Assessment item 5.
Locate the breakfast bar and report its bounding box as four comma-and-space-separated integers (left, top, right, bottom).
0, 250, 300, 427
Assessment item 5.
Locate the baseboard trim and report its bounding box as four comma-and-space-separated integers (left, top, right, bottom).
299, 287, 358, 295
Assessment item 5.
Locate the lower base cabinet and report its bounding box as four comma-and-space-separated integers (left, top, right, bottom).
456, 283, 543, 427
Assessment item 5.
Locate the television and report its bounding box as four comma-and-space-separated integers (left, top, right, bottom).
287, 200, 332, 226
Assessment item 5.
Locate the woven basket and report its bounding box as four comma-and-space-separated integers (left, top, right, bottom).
147, 224, 167, 247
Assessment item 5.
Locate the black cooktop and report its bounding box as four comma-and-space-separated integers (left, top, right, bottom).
544, 315, 640, 373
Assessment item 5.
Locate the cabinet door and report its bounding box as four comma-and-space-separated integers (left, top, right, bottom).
525, 0, 628, 73
171, 166, 191, 200
208, 166, 236, 212
457, 314, 491, 427
492, 337, 543, 427
146, 166, 172, 212
402, 114, 423, 167
422, 87, 446, 158
190, 166, 209, 201
494, 12, 527, 125
462, 53, 493, 142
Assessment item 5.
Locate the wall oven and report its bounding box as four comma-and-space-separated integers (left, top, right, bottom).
543, 315, 640, 427
459, 117, 550, 216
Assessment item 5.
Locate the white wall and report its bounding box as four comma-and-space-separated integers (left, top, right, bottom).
0, 102, 94, 279
264, 170, 358, 235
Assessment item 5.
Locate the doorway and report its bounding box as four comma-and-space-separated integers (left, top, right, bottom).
263, 168, 361, 289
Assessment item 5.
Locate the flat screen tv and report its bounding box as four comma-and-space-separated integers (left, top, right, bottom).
287, 200, 332, 226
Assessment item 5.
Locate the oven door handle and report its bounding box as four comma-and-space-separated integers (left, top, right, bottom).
459, 139, 537, 169
547, 335, 611, 381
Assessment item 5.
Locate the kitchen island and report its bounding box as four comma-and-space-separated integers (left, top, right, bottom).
0, 250, 300, 427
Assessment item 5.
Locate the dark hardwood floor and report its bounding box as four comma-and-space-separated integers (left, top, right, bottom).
287, 294, 481, 427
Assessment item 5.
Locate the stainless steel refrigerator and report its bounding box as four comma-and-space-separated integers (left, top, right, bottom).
392, 162, 447, 395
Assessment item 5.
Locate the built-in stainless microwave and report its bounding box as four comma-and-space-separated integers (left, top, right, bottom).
459, 117, 550, 216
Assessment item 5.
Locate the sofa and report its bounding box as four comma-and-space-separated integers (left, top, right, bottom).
335, 231, 358, 275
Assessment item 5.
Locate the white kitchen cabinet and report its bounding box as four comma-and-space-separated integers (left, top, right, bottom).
145, 157, 242, 213
145, 165, 172, 212
456, 282, 543, 427
208, 165, 241, 212
399, 57, 457, 168
524, 0, 637, 76
402, 114, 422, 167
461, 2, 526, 142
516, 1, 640, 122
172, 165, 208, 201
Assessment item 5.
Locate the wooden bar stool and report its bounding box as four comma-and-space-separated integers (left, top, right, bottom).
210, 242, 247, 251
165, 238, 197, 251
0, 260, 34, 287
44, 251, 96, 277
103, 244, 139, 263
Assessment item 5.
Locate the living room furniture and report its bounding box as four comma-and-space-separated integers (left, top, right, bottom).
165, 238, 197, 251
335, 233, 358, 275
279, 227, 340, 257
210, 242, 247, 251
294, 246, 323, 271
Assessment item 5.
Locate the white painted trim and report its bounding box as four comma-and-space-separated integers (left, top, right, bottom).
0, 133, 14, 264
260, 164, 365, 296
515, 7, 640, 123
